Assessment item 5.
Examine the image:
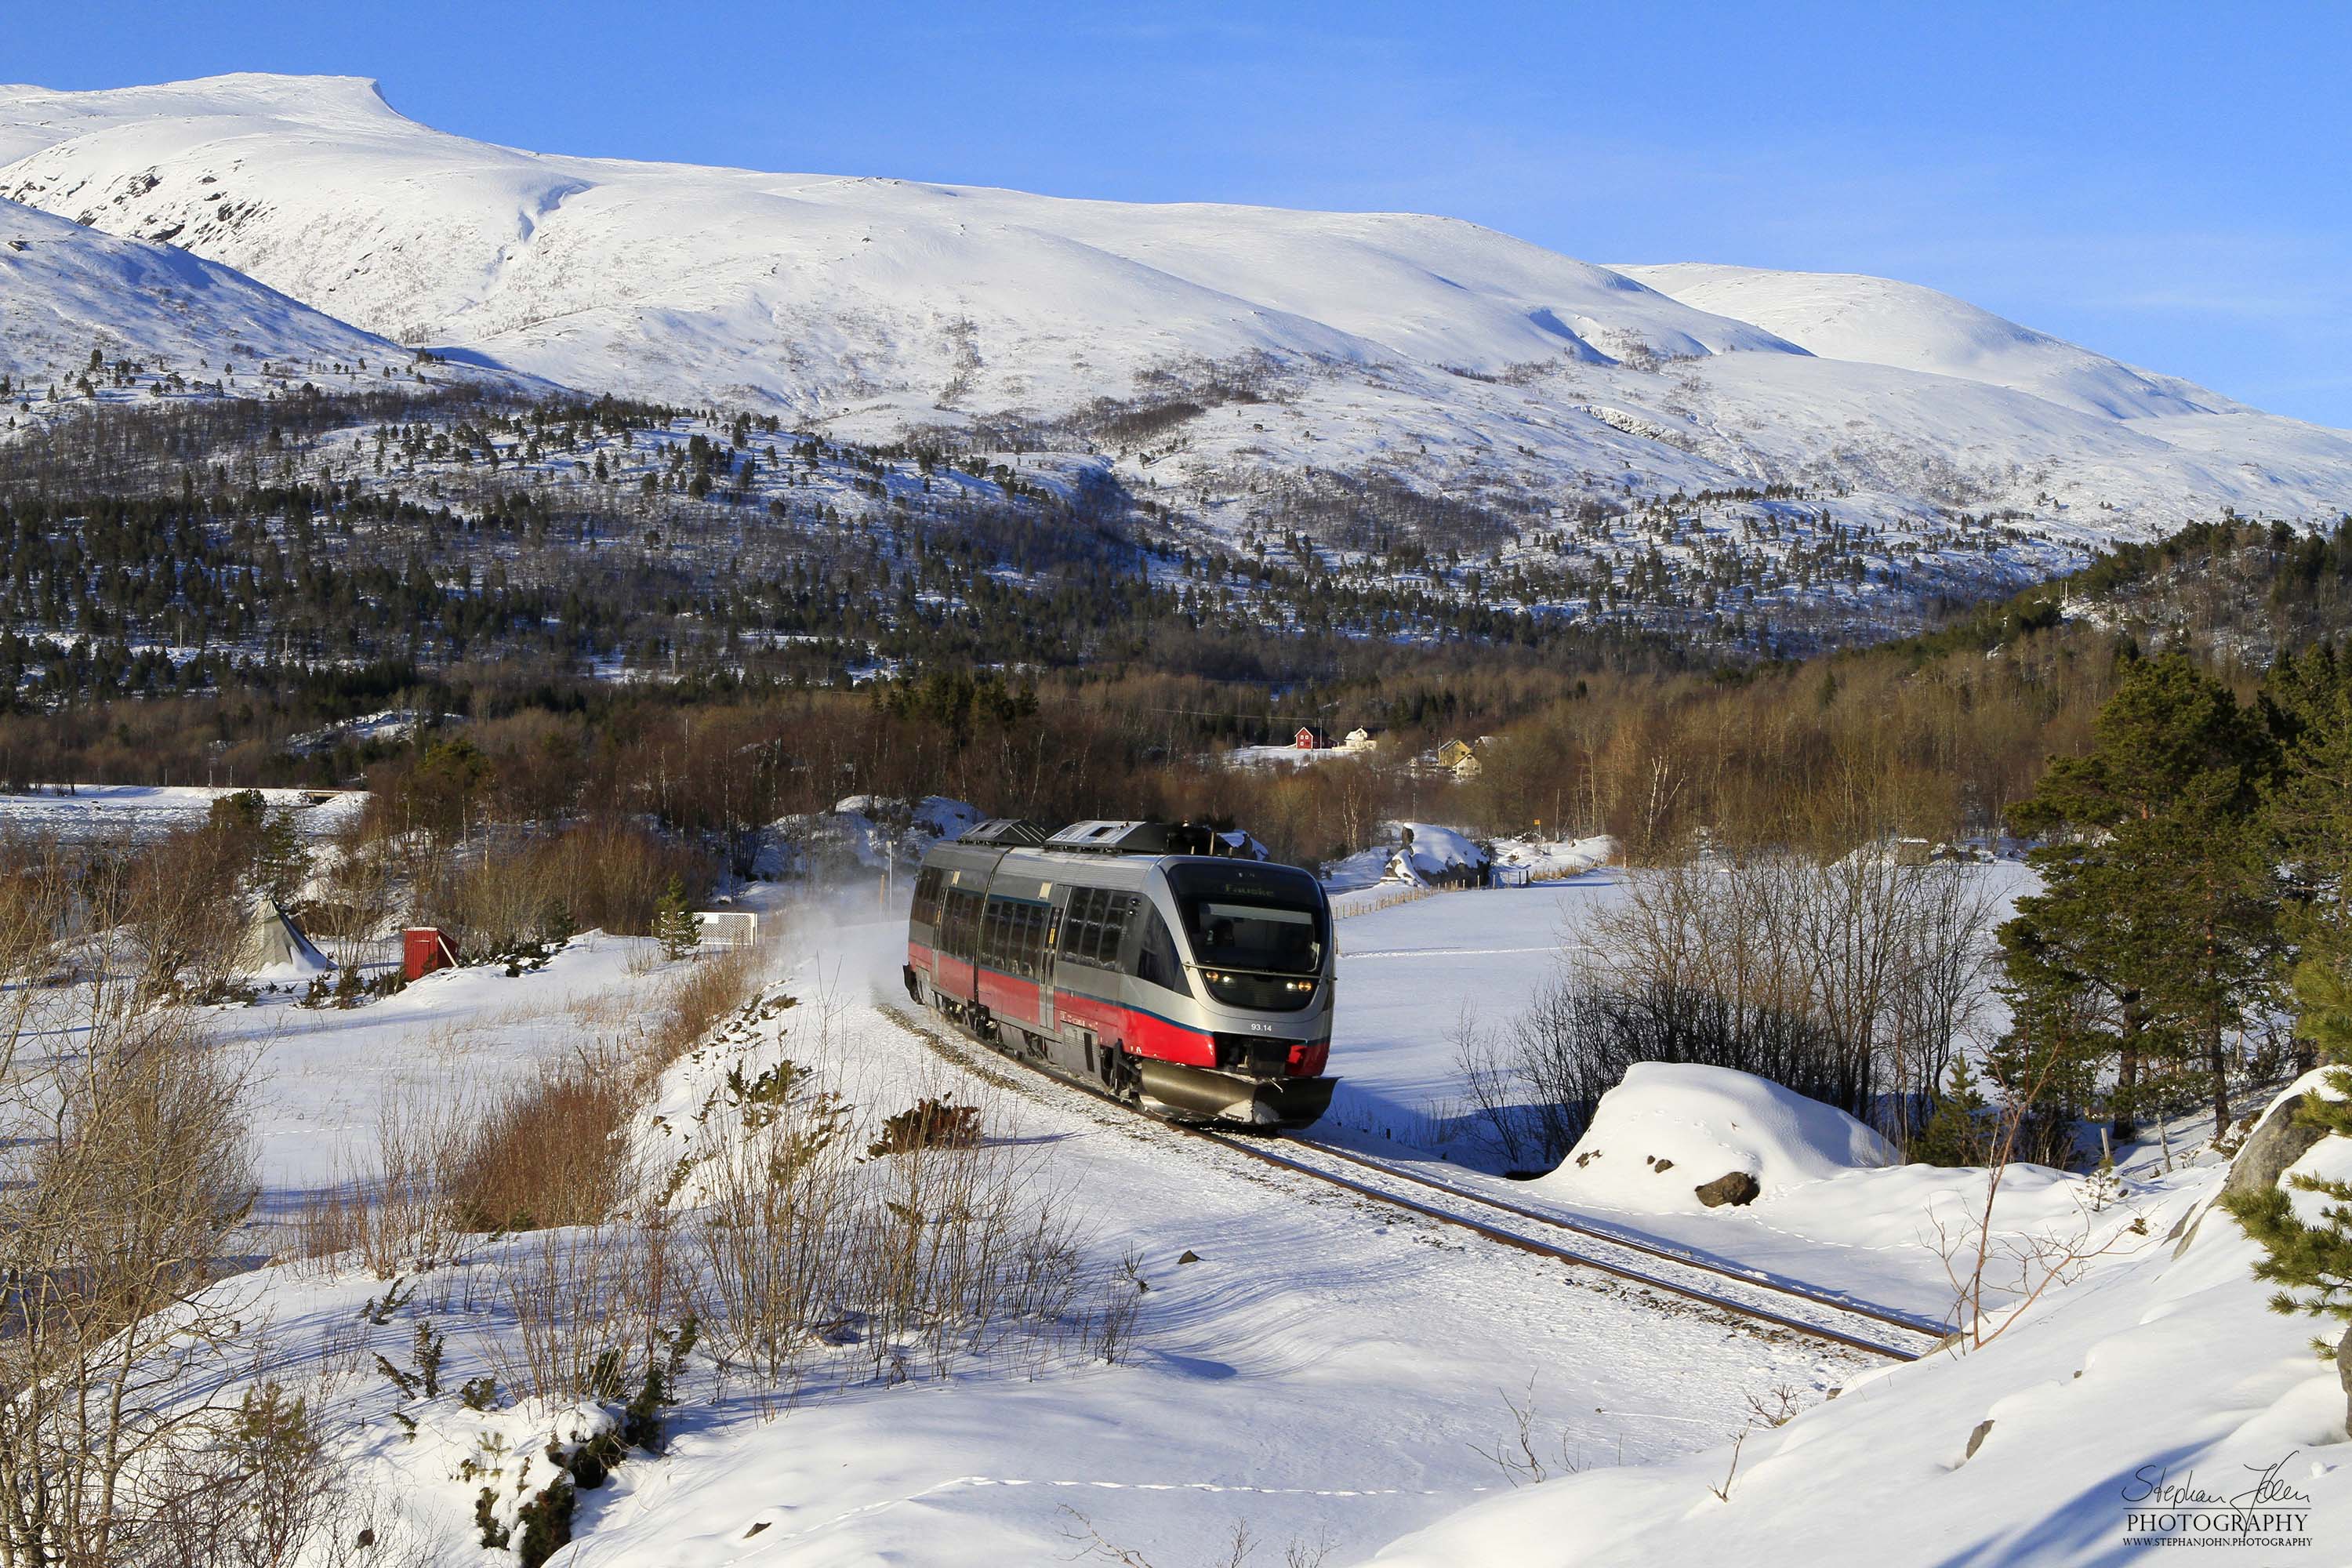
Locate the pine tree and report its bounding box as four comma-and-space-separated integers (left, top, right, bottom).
2000, 653, 2278, 1138
655, 877, 700, 960
2226, 645, 2352, 1431
1911, 1057, 1991, 1167
2266, 644, 2352, 1072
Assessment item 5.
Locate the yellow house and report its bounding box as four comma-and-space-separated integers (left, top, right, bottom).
1436, 738, 1480, 779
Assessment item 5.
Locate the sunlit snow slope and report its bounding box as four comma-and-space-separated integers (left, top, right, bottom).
0, 194, 409, 386
4, 72, 2348, 541
1616, 261, 2230, 421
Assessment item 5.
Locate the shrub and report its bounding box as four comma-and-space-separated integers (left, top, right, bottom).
424, 818, 715, 954
514, 1477, 575, 1568
448, 1054, 633, 1233
648, 947, 757, 1067
868, 1098, 983, 1157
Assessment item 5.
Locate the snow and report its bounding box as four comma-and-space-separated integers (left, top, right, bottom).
1303, 862, 2155, 1326
0, 782, 368, 843
1619, 261, 2238, 421
1380, 823, 1483, 887
1489, 833, 1615, 880
42, 847, 2345, 1563
283, 710, 456, 755
1534, 1062, 1900, 1213
759, 794, 982, 878
194, 890, 1882, 1564
1375, 1152, 2351, 1567
0, 195, 524, 421
2, 72, 2346, 555
216, 929, 668, 1204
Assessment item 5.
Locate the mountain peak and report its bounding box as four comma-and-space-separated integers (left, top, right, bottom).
2, 74, 2346, 544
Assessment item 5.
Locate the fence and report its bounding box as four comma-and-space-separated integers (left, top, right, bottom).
694, 910, 760, 949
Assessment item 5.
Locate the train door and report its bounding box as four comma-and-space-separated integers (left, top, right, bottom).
1036, 896, 1060, 1034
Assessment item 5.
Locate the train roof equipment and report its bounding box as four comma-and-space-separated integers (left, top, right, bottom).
958, 818, 1053, 848
1041, 820, 1266, 859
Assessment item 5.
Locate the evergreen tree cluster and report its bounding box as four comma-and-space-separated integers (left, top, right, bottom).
1987, 646, 2352, 1149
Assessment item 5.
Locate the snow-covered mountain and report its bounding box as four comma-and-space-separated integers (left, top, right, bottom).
0, 194, 408, 389
1615, 262, 2232, 422
2, 71, 2349, 560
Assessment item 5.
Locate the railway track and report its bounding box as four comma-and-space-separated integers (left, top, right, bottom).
1273, 1136, 1952, 1341
882, 1003, 1949, 1364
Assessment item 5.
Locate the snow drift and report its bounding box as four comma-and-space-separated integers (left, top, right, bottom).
1388, 823, 1491, 886
1378, 1112, 2350, 1566
757, 793, 982, 880
1534, 1062, 1899, 1213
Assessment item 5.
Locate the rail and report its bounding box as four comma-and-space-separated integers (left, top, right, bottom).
881, 1003, 1946, 1364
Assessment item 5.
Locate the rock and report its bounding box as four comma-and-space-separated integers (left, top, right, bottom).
1965, 1419, 1994, 1461
2224, 1091, 2328, 1200
1694, 1171, 1761, 1208
2338, 1327, 2352, 1441
2170, 1202, 2208, 1260
1177, 1250, 1200, 1265
1653, 1157, 1675, 1173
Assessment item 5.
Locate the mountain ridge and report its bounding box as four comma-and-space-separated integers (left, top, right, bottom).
2, 71, 2349, 619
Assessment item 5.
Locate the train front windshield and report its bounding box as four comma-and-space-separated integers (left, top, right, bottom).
1166, 862, 1329, 1011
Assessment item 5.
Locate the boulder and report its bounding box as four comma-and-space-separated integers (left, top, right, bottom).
2339, 1327, 2352, 1441
2223, 1091, 2328, 1200
1694, 1171, 1761, 1208
2170, 1202, 2208, 1260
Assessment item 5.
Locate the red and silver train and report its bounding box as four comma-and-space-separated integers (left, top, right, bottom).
903, 818, 1337, 1129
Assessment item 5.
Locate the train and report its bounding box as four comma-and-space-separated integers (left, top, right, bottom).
902, 818, 1338, 1129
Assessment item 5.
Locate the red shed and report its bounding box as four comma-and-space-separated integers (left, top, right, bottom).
402, 927, 458, 982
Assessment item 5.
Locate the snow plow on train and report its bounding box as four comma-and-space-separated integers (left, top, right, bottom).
902, 818, 1337, 1131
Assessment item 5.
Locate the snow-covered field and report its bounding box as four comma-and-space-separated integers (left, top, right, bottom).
198, 887, 1870, 1564
87, 847, 2327, 1566
0, 781, 367, 842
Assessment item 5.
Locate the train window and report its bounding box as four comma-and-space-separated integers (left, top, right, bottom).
911, 868, 944, 927
1058, 887, 1102, 967
942, 888, 983, 957
1098, 894, 1137, 965
1069, 887, 1123, 967
978, 897, 1051, 977
1132, 905, 1190, 996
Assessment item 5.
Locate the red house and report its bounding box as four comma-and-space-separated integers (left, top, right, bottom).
1294, 725, 1329, 750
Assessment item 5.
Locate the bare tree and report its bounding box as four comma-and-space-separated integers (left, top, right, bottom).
0, 994, 263, 1565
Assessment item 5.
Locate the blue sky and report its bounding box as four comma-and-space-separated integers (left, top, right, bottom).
13, 2, 2350, 425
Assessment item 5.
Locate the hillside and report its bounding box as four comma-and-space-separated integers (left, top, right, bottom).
2, 71, 2348, 590
1616, 262, 2230, 420
0, 194, 513, 401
